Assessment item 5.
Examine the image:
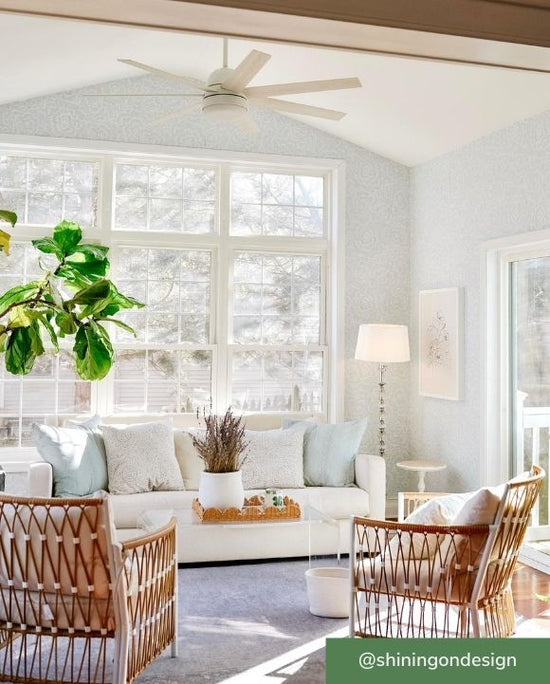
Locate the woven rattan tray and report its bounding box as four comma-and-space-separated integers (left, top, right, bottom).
192, 495, 301, 523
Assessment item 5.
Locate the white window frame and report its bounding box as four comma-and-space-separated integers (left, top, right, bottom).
482, 228, 550, 486
0, 135, 346, 459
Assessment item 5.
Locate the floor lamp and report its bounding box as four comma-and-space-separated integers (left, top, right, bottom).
355, 323, 410, 458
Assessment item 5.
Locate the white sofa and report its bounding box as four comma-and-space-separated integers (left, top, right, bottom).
27, 413, 385, 564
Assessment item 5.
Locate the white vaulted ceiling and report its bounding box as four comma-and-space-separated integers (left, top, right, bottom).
1, 12, 550, 166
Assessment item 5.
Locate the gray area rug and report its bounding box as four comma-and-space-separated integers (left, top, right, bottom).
136, 559, 347, 684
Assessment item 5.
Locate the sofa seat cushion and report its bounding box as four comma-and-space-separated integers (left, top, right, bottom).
111, 490, 198, 529
110, 486, 371, 529
278, 486, 370, 520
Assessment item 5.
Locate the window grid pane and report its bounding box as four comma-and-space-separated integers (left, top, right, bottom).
0, 155, 98, 228
0, 351, 92, 448
113, 349, 212, 414
231, 350, 323, 413
231, 171, 324, 237
113, 247, 212, 345
114, 163, 217, 233
232, 252, 321, 345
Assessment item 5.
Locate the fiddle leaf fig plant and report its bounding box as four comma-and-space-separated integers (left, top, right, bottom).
0, 219, 144, 380
0, 209, 17, 256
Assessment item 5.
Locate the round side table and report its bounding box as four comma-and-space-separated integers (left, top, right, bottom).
396, 459, 446, 493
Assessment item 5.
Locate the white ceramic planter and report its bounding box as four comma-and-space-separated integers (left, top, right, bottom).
198, 470, 245, 510
305, 567, 350, 618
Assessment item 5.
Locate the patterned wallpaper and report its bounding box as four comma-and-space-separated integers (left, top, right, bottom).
410, 108, 550, 493
0, 75, 411, 498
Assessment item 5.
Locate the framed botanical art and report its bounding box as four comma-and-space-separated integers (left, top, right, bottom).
419, 287, 463, 400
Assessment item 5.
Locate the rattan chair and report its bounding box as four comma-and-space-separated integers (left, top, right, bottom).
0, 492, 177, 684
350, 465, 544, 639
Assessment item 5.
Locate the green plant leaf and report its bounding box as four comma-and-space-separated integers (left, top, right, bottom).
0, 229, 11, 256
66, 279, 111, 307
57, 257, 109, 282
55, 310, 78, 335
103, 282, 145, 314
99, 317, 136, 335
72, 244, 109, 261
29, 320, 44, 357
5, 327, 37, 375
73, 322, 113, 380
52, 221, 82, 255
0, 210, 16, 257
31, 237, 64, 258
0, 210, 17, 227
36, 313, 59, 351
9, 306, 34, 328
0, 282, 41, 317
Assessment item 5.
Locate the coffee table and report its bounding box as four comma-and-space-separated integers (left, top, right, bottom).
138, 503, 341, 566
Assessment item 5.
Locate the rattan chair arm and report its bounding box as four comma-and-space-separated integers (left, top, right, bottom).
119, 517, 178, 681
121, 517, 177, 552
352, 515, 491, 536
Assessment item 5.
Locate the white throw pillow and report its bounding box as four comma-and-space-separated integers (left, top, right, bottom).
174, 428, 205, 490
241, 429, 305, 489
389, 492, 471, 561
406, 493, 471, 526
102, 422, 184, 494
451, 485, 505, 525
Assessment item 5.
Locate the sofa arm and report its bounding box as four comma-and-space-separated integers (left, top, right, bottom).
28, 461, 53, 497
355, 453, 386, 519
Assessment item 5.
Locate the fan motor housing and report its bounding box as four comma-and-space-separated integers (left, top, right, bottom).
202, 93, 249, 119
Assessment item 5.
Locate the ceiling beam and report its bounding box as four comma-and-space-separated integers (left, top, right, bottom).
0, 0, 549, 73
187, 0, 550, 49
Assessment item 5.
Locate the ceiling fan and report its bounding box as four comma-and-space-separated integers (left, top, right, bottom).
102, 38, 361, 130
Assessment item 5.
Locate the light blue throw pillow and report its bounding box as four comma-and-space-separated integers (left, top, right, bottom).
32, 415, 108, 497
283, 418, 367, 487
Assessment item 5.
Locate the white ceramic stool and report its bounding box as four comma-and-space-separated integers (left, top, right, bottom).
396, 459, 446, 493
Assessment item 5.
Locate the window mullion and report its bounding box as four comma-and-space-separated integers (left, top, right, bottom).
216, 163, 231, 411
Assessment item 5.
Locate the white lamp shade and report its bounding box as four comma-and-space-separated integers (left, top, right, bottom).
355, 324, 410, 363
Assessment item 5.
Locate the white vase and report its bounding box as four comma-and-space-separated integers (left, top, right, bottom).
198, 470, 245, 510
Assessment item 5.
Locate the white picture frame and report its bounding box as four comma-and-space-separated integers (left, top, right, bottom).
419, 287, 462, 400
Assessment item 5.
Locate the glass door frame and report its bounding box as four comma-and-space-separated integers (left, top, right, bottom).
483, 230, 550, 565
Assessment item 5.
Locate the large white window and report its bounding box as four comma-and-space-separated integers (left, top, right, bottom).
0, 143, 342, 452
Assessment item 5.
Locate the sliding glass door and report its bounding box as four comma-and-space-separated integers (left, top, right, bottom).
510, 255, 550, 556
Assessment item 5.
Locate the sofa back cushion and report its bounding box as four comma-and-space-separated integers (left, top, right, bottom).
102, 422, 184, 494
174, 428, 204, 489
284, 418, 367, 486
32, 416, 108, 497
241, 428, 306, 489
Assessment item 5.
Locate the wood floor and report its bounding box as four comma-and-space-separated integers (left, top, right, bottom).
511, 563, 550, 635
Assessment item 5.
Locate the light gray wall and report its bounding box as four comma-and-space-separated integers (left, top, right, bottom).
410, 109, 550, 494
0, 76, 411, 498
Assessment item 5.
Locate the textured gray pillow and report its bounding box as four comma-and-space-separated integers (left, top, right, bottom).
102, 421, 183, 494
241, 428, 305, 489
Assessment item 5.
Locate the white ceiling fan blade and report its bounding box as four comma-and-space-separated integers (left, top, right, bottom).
118, 59, 209, 92
150, 101, 203, 126
252, 97, 346, 121
83, 93, 204, 97
245, 77, 361, 98
221, 50, 271, 92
